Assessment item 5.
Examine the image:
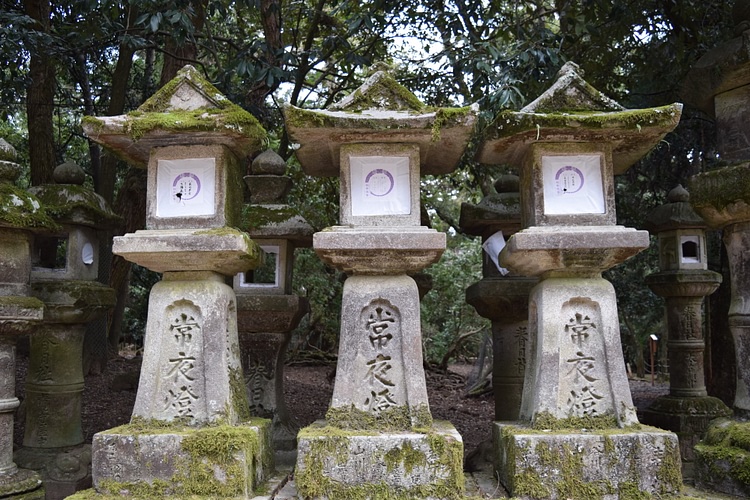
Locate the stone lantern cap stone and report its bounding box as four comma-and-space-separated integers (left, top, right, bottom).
644, 185, 707, 233
27, 162, 121, 230
477, 62, 682, 174
284, 69, 477, 176
240, 204, 314, 248
689, 164, 750, 228
459, 174, 522, 236
81, 65, 267, 167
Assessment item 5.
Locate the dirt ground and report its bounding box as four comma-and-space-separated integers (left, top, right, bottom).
12, 353, 669, 461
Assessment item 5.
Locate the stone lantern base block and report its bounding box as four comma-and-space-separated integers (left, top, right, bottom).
493, 422, 682, 499
640, 395, 732, 478
694, 419, 750, 498
295, 420, 464, 499
0, 468, 44, 499
90, 419, 272, 497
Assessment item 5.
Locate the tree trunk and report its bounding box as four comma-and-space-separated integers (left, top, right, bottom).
159, 0, 207, 85
24, 0, 56, 186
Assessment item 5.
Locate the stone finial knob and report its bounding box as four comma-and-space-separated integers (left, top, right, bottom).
667, 184, 690, 203
53, 161, 86, 185
494, 174, 520, 193
251, 149, 286, 175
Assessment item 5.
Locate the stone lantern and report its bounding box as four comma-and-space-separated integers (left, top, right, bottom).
284, 67, 476, 499
461, 175, 537, 421
81, 66, 271, 496
12, 161, 120, 498
235, 149, 313, 458
0, 138, 55, 499
476, 62, 683, 498
639, 185, 730, 478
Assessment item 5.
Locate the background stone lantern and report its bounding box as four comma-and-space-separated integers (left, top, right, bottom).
285, 67, 476, 499
13, 161, 120, 499
0, 138, 56, 499
639, 185, 730, 479
82, 65, 272, 496
476, 62, 683, 497
235, 149, 313, 459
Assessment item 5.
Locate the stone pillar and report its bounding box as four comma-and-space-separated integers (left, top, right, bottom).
81, 65, 273, 497
0, 138, 55, 499
461, 174, 536, 420
13, 162, 120, 499
476, 62, 683, 498
285, 68, 476, 498
235, 150, 314, 458
639, 185, 731, 479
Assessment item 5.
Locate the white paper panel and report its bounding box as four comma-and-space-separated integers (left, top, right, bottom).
350, 156, 411, 216
482, 231, 509, 275
542, 155, 605, 215
156, 158, 216, 217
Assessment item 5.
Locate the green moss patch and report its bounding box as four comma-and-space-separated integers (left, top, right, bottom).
325, 403, 433, 431
696, 420, 750, 494
0, 184, 59, 230
532, 411, 619, 431
690, 163, 750, 214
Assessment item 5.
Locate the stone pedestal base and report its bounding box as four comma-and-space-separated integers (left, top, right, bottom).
695, 418, 750, 498
640, 396, 731, 479
0, 469, 44, 499
14, 445, 91, 500
90, 419, 272, 497
493, 422, 681, 499
295, 420, 464, 499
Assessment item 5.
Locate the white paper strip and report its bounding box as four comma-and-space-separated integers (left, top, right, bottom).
482, 230, 509, 275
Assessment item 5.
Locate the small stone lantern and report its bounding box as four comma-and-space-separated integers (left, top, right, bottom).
476, 62, 683, 497
640, 185, 730, 478
235, 149, 313, 457
13, 161, 120, 497
0, 138, 54, 499
82, 66, 272, 496
285, 67, 476, 499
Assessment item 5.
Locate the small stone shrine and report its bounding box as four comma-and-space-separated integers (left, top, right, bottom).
235, 149, 313, 457
13, 161, 120, 499
640, 185, 730, 478
284, 67, 476, 499
476, 62, 683, 498
0, 138, 55, 499
80, 65, 272, 497
681, 2, 750, 494
461, 174, 536, 421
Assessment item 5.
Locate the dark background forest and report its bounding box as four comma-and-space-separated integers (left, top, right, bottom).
0, 0, 738, 402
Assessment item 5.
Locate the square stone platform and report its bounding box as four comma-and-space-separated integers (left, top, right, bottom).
294, 420, 464, 499
493, 422, 682, 499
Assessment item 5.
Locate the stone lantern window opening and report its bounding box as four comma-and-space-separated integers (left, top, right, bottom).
657, 229, 707, 271
339, 143, 421, 227
240, 244, 279, 287
233, 239, 292, 295
32, 234, 68, 270
681, 235, 700, 263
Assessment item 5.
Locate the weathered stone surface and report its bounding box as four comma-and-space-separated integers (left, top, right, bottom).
28, 177, 121, 230
0, 468, 43, 498
250, 149, 287, 176
81, 66, 267, 167
31, 227, 102, 282
245, 175, 292, 204
330, 275, 431, 428
132, 272, 247, 425
499, 225, 649, 277
113, 227, 262, 275
494, 423, 682, 499
465, 277, 535, 323
91, 420, 272, 497
520, 277, 639, 427
241, 204, 315, 247
30, 280, 115, 324
314, 226, 445, 275
284, 70, 477, 177
295, 420, 464, 500
695, 418, 750, 497
690, 163, 750, 229
236, 294, 308, 333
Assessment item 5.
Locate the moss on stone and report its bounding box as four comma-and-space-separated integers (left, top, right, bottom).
0, 184, 59, 230
690, 163, 750, 214
28, 184, 121, 227
532, 411, 619, 431
618, 480, 653, 500
384, 440, 427, 474
334, 74, 425, 113
695, 420, 750, 491
240, 204, 299, 232
325, 403, 433, 431
229, 365, 252, 422
657, 437, 683, 495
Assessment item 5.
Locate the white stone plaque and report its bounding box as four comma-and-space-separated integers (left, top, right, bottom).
350, 156, 411, 216
542, 155, 605, 215
155, 158, 216, 218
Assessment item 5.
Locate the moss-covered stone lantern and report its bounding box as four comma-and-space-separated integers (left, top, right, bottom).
81, 66, 272, 497
12, 161, 120, 496
476, 62, 683, 498
285, 67, 475, 499
0, 138, 55, 499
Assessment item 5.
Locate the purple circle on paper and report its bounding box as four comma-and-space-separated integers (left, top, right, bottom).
554, 166, 584, 195
172, 172, 201, 201
364, 168, 395, 197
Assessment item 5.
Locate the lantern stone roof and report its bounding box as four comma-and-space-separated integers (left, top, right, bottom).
644, 185, 707, 233
82, 65, 267, 167
27, 162, 121, 230
284, 69, 477, 176
477, 62, 683, 174
459, 175, 522, 237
